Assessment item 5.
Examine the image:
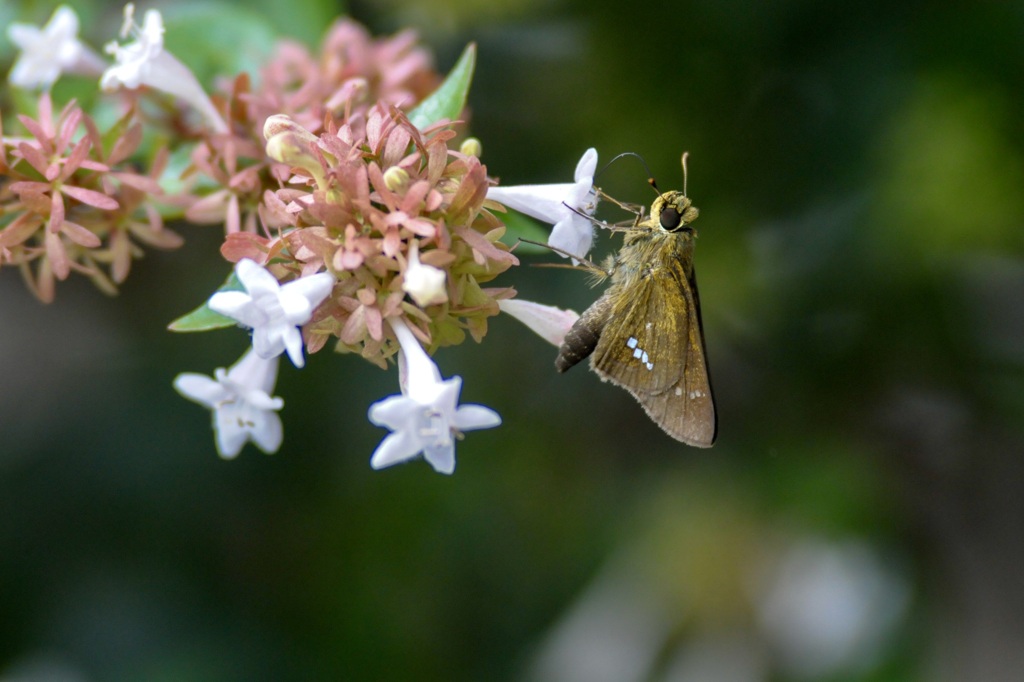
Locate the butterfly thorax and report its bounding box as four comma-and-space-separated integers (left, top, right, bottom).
611, 191, 698, 288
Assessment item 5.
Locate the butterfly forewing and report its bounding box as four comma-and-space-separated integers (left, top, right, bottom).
591, 264, 690, 394
634, 267, 716, 446
591, 257, 716, 447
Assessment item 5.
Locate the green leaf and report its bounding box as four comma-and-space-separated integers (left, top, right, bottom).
100, 106, 137, 160
498, 210, 553, 254
168, 271, 243, 332
408, 43, 476, 130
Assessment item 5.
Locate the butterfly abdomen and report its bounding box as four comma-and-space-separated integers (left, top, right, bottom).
555, 294, 614, 373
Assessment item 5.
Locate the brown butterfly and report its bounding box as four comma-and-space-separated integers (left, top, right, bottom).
555, 158, 717, 446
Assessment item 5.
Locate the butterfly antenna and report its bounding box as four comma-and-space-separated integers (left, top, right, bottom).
681, 151, 689, 197
598, 152, 661, 196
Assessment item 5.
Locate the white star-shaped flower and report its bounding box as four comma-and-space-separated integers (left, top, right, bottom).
100, 4, 163, 90
100, 4, 228, 133
486, 148, 599, 262
174, 349, 285, 459
209, 259, 335, 368
7, 6, 106, 89
368, 319, 501, 475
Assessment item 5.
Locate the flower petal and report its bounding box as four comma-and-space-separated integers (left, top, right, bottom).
368, 394, 419, 429
281, 326, 306, 368
370, 430, 423, 470
173, 372, 228, 407
429, 376, 463, 416
208, 290, 265, 327
61, 220, 101, 248
214, 407, 249, 459
548, 214, 594, 260
61, 184, 119, 210
282, 272, 335, 313
279, 289, 314, 322
423, 442, 456, 475
250, 324, 287, 361
235, 258, 282, 296
574, 147, 598, 181
453, 404, 502, 432
248, 410, 283, 454
47, 7, 81, 42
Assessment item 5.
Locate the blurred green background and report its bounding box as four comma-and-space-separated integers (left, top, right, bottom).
3, 0, 1024, 680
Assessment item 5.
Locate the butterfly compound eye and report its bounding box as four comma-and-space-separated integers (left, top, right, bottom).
660, 205, 682, 231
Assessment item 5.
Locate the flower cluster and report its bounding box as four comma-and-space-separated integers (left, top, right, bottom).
183, 18, 440, 236
222, 106, 520, 369
4, 4, 598, 473
189, 83, 524, 469
0, 94, 181, 301
251, 18, 439, 134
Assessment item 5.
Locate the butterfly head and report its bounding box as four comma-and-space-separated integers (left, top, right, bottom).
651, 191, 699, 234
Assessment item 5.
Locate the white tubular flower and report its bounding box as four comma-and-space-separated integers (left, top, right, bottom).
486, 148, 599, 262
368, 318, 501, 475
498, 299, 580, 347
7, 6, 106, 89
100, 4, 228, 133
174, 349, 285, 459
402, 242, 448, 307
209, 259, 335, 368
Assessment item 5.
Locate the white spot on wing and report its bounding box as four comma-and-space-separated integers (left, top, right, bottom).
626, 336, 655, 370
675, 387, 683, 396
